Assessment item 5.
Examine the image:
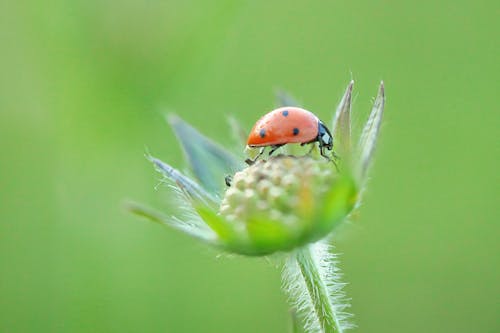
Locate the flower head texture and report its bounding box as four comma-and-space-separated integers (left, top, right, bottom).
218, 156, 356, 254
129, 81, 385, 332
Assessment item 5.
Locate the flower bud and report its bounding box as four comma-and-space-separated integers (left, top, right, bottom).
214, 155, 357, 255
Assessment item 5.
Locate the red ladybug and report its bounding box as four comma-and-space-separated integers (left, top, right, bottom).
246, 107, 334, 164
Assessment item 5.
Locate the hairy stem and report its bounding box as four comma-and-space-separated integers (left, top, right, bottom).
295, 246, 343, 333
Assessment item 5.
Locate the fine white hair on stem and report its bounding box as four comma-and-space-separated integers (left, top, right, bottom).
282, 241, 355, 333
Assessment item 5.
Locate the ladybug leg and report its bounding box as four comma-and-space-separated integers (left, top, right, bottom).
245, 147, 265, 165
320, 146, 339, 170
224, 175, 233, 187
319, 146, 330, 161
331, 149, 340, 161
268, 144, 284, 156
307, 144, 316, 155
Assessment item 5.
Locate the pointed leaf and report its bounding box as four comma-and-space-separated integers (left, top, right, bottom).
358, 82, 385, 181
148, 155, 219, 210
168, 114, 244, 195
332, 81, 354, 158
125, 201, 217, 243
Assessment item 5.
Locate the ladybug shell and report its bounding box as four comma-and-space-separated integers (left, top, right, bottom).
247, 107, 319, 147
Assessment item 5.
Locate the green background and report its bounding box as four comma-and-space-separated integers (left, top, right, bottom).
0, 1, 498, 332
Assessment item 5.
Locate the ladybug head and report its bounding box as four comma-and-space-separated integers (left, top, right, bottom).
318, 121, 333, 150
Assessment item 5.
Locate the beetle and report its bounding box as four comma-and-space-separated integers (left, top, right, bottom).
245, 107, 335, 165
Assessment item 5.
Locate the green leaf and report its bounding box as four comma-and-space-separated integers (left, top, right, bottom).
148, 155, 219, 210
245, 216, 298, 254
332, 81, 354, 160
195, 206, 238, 244
168, 114, 244, 195
125, 201, 217, 243
314, 174, 358, 238
358, 82, 385, 181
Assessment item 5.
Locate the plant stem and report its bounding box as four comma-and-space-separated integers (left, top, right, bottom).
295, 246, 343, 333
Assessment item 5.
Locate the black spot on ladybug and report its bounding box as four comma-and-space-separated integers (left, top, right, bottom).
259, 128, 266, 138
293, 128, 300, 136
282, 110, 289, 117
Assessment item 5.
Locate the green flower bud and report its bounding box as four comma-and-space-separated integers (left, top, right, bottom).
210, 155, 357, 255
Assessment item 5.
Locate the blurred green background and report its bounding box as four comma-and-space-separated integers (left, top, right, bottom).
0, 1, 498, 332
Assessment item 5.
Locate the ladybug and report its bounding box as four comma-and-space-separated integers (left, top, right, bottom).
245, 107, 335, 165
